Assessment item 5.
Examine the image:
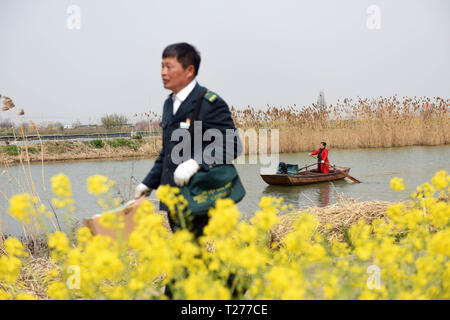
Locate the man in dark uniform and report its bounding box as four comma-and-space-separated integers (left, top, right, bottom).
135, 42, 241, 237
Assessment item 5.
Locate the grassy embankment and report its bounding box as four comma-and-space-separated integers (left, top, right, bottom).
0, 137, 161, 164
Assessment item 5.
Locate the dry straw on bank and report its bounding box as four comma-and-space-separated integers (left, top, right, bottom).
269, 195, 394, 246
16, 256, 59, 300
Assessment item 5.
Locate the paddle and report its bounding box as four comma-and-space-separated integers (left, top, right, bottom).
296, 163, 317, 173
309, 155, 361, 183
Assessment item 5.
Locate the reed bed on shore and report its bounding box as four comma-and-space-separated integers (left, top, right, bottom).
232, 96, 449, 153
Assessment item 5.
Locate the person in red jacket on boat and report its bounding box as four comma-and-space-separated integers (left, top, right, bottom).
309, 142, 329, 173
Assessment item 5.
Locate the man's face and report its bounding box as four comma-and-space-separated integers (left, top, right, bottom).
161, 57, 194, 94
320, 144, 325, 149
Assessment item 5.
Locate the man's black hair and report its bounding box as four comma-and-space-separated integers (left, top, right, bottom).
162, 43, 201, 76
321, 142, 327, 147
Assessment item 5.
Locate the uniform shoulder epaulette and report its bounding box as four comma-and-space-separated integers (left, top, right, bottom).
204, 91, 218, 103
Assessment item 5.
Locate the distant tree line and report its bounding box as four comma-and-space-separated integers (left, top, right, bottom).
1, 112, 151, 135
100, 113, 128, 129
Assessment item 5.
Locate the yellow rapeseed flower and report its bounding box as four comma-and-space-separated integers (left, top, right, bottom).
1, 170, 447, 300
204, 198, 241, 237
91, 251, 124, 280
51, 173, 72, 198
48, 231, 70, 259
0, 255, 22, 284
8, 193, 38, 223
15, 293, 37, 300
76, 227, 93, 245
0, 290, 12, 300
4, 237, 27, 257
251, 197, 280, 232
87, 175, 111, 196
47, 282, 70, 300
99, 212, 124, 230
390, 177, 405, 192
431, 170, 448, 191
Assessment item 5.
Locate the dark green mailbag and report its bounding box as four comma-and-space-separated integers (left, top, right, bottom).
180, 164, 246, 216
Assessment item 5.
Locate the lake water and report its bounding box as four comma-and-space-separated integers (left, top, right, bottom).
1, 145, 449, 236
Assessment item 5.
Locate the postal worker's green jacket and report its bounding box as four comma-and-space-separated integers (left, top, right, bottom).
142, 83, 241, 211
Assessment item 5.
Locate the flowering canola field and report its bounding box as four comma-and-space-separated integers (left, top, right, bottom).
0, 171, 449, 300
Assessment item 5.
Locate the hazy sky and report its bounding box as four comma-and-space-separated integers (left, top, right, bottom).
0, 0, 449, 125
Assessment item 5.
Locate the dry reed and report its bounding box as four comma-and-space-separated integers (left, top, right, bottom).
233, 96, 449, 153
269, 195, 394, 247
14, 256, 58, 300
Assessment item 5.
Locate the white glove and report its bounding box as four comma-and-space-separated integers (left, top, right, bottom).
321, 160, 325, 164
308, 153, 312, 156
135, 183, 152, 199
174, 159, 200, 186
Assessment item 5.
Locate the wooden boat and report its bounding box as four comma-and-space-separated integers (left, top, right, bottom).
260, 167, 351, 186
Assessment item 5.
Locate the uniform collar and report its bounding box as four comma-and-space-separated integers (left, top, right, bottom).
172, 79, 197, 102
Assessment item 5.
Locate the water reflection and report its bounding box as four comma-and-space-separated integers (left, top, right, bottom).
261, 179, 351, 209
318, 183, 330, 207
